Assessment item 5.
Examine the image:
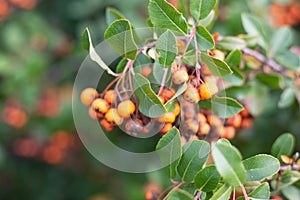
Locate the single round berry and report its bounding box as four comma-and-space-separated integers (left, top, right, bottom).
100, 119, 114, 131
92, 98, 110, 113
105, 108, 124, 125
210, 49, 225, 61
184, 119, 199, 133
241, 118, 253, 129
104, 90, 117, 105
197, 113, 207, 124
157, 112, 176, 123
198, 122, 210, 135
199, 82, 218, 100
161, 88, 175, 102
160, 123, 173, 134
80, 88, 98, 106
117, 100, 136, 118
183, 86, 200, 104
220, 126, 236, 139
172, 102, 181, 117
227, 114, 242, 128
172, 70, 189, 85
207, 114, 223, 127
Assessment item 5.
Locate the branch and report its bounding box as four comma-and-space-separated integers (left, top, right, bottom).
242, 48, 285, 72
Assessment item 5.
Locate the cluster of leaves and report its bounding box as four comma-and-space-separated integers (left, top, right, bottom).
156, 129, 300, 199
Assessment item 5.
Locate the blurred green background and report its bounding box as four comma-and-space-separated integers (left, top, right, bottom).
0, 0, 299, 199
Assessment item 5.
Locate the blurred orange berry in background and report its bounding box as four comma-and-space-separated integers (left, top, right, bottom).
2, 99, 28, 128
13, 138, 41, 158
9, 0, 36, 10
0, 0, 12, 20
36, 89, 61, 118
42, 145, 64, 165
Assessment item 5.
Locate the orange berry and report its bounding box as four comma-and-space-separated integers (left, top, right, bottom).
105, 108, 124, 125
199, 82, 218, 100
197, 113, 207, 124
100, 119, 114, 131
198, 122, 210, 135
117, 100, 136, 118
141, 66, 152, 77
104, 90, 117, 105
172, 70, 189, 85
270, 195, 283, 200
220, 126, 236, 139
184, 119, 199, 133
172, 102, 181, 116
240, 109, 250, 117
80, 88, 98, 106
183, 86, 200, 104
207, 115, 223, 127
92, 98, 110, 113
241, 118, 253, 129
157, 112, 176, 123
281, 155, 293, 164
88, 107, 98, 120
161, 88, 175, 102
227, 114, 242, 128
160, 123, 173, 134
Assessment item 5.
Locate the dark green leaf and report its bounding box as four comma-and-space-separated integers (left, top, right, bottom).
243, 154, 280, 181
275, 51, 300, 71
82, 28, 90, 51
153, 61, 172, 84
104, 19, 138, 60
116, 58, 128, 73
270, 27, 293, 57
132, 73, 166, 118
156, 127, 182, 179
216, 37, 246, 51
156, 30, 178, 67
148, 0, 188, 35
278, 87, 296, 108
255, 73, 281, 89
167, 189, 194, 200
210, 184, 232, 200
177, 140, 210, 182
212, 140, 246, 187
201, 54, 233, 77
195, 25, 215, 51
183, 49, 196, 66
190, 0, 216, 20
271, 133, 295, 160
225, 49, 242, 67
237, 183, 270, 200
223, 50, 244, 85
106, 7, 125, 25
220, 85, 251, 101
199, 96, 244, 118
194, 165, 221, 192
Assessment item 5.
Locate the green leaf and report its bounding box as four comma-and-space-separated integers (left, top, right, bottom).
270, 27, 293, 57
116, 58, 128, 73
177, 140, 210, 182
225, 49, 242, 67
156, 30, 178, 67
201, 54, 233, 77
223, 50, 244, 85
282, 186, 300, 200
212, 141, 246, 187
190, 0, 216, 20
237, 183, 270, 200
255, 73, 281, 89
241, 13, 268, 50
195, 25, 215, 51
194, 165, 221, 192
106, 7, 125, 25
210, 184, 232, 200
243, 154, 280, 181
199, 96, 244, 118
82, 28, 117, 76
132, 73, 166, 118
183, 49, 196, 66
153, 61, 172, 84
271, 133, 295, 160
148, 0, 188, 35
278, 87, 296, 108
167, 189, 194, 200
221, 85, 251, 101
278, 170, 300, 190
156, 127, 182, 179
275, 51, 300, 71
199, 10, 215, 27
104, 19, 138, 60
216, 37, 246, 51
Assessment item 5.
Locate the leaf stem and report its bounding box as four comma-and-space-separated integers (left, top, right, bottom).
99, 77, 120, 97
163, 182, 183, 200
158, 68, 169, 96
240, 184, 249, 200
194, 190, 202, 200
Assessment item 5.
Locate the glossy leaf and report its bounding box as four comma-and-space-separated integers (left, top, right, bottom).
216, 37, 246, 51
148, 0, 188, 35
271, 133, 295, 160
195, 25, 215, 51
156, 127, 182, 179
281, 186, 300, 200
243, 154, 280, 181
270, 27, 293, 57
156, 30, 178, 67
199, 96, 244, 118
177, 140, 210, 182
255, 73, 281, 89
201, 54, 233, 77
190, 0, 216, 20
212, 141, 246, 187
210, 184, 232, 200
237, 183, 270, 200
221, 85, 251, 101
152, 61, 172, 84
132, 73, 166, 118
104, 19, 138, 60
194, 165, 221, 192
278, 87, 296, 108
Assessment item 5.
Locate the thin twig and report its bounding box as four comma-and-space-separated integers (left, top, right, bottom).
194, 190, 202, 200
163, 182, 183, 200
240, 184, 249, 200
100, 77, 120, 97
158, 68, 169, 96
242, 48, 285, 72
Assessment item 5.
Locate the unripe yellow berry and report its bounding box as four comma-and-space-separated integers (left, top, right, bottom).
199, 82, 218, 100
183, 86, 200, 104
92, 98, 110, 113
157, 112, 176, 123
105, 108, 124, 125
172, 70, 189, 85
104, 90, 117, 105
80, 88, 98, 106
117, 100, 136, 118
